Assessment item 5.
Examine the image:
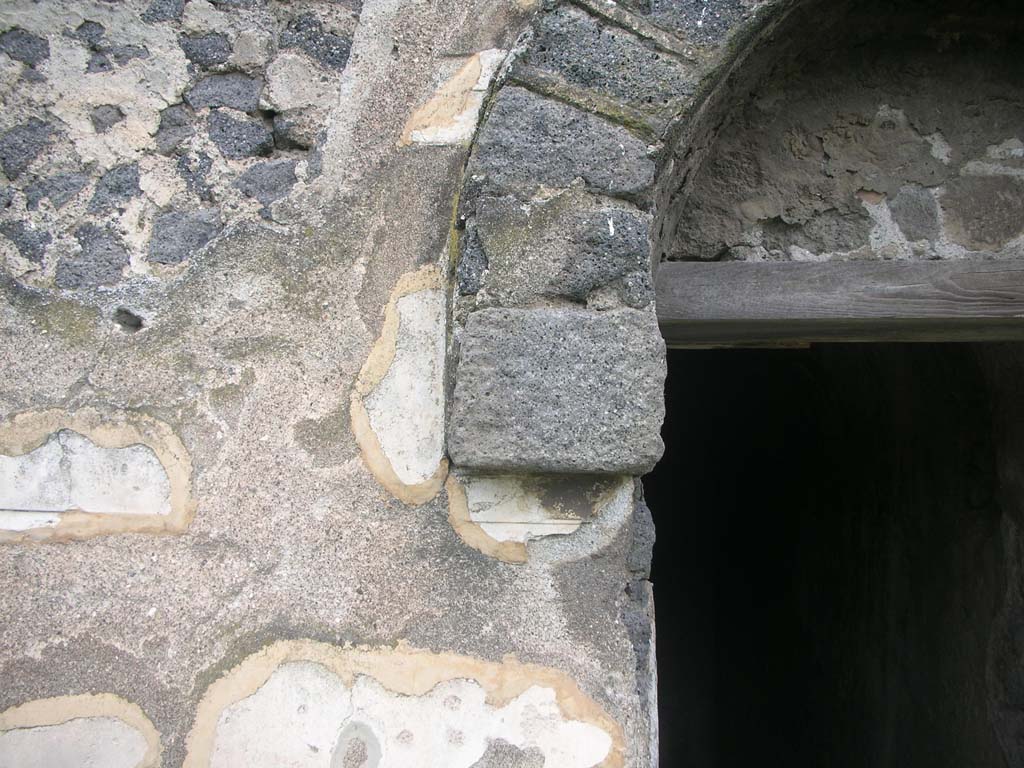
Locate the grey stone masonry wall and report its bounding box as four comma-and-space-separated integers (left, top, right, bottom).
446, 0, 769, 475
0, 0, 358, 291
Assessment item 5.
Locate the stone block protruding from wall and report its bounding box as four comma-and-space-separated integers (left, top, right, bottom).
447, 307, 665, 475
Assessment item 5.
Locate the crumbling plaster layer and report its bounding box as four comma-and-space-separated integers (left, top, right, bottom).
183, 641, 621, 767
0, 0, 655, 765
446, 474, 633, 564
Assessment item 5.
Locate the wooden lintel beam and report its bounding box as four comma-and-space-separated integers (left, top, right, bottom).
655, 259, 1024, 347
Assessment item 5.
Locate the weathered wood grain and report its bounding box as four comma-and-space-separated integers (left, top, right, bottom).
656, 259, 1024, 346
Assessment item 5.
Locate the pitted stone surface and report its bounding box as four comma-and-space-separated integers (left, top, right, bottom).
470, 739, 546, 767
148, 209, 222, 265
464, 190, 654, 309
448, 307, 666, 474
465, 86, 655, 206
514, 4, 695, 131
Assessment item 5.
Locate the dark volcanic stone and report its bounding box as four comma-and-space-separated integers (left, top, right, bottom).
456, 224, 487, 295
234, 159, 297, 214
448, 306, 666, 474
141, 0, 187, 23
889, 185, 940, 243
87, 51, 113, 73
148, 208, 221, 264
0, 119, 52, 180
280, 13, 352, 71
471, 192, 654, 307
154, 104, 194, 155
89, 163, 141, 212
90, 104, 125, 133
0, 28, 50, 67
942, 175, 1024, 251
24, 172, 89, 210
207, 111, 273, 159
0, 221, 52, 263
467, 86, 655, 205
176, 153, 213, 200
57, 225, 128, 288
186, 73, 263, 112
180, 33, 231, 68
107, 43, 150, 64
68, 21, 106, 46
517, 4, 694, 125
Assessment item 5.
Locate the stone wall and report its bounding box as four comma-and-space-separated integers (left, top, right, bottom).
1, 0, 1022, 765
0, 0, 357, 293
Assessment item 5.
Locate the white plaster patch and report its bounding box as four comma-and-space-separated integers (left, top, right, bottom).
206, 661, 612, 768
363, 289, 446, 487
859, 195, 913, 260
0, 429, 172, 518
926, 131, 953, 164
462, 476, 584, 544
400, 49, 506, 146
0, 716, 150, 768
986, 137, 1024, 161
211, 662, 353, 768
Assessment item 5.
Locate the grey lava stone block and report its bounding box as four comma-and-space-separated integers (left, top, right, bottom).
207, 110, 273, 159
148, 208, 222, 264
468, 191, 654, 308
466, 86, 655, 205
186, 73, 264, 112
448, 306, 666, 474
56, 225, 129, 288
516, 5, 695, 124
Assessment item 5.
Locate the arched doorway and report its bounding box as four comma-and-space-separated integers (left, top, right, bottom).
646, 0, 1024, 765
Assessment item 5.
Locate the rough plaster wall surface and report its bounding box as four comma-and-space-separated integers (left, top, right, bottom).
668, 15, 1024, 263
0, 0, 668, 762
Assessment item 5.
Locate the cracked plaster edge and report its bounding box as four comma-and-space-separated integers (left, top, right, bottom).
181, 639, 625, 768
0, 407, 196, 543
0, 693, 162, 768
445, 473, 529, 563
350, 265, 448, 505
445, 474, 634, 565
398, 49, 507, 147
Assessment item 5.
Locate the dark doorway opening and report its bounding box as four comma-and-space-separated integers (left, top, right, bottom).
644, 343, 1017, 768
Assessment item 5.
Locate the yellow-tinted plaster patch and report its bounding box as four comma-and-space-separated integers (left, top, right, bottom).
399, 50, 506, 147
183, 639, 624, 768
0, 693, 162, 768
351, 266, 448, 505
0, 407, 195, 543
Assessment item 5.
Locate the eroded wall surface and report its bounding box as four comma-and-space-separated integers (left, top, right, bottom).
4, 0, 1019, 764
0, 0, 690, 762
